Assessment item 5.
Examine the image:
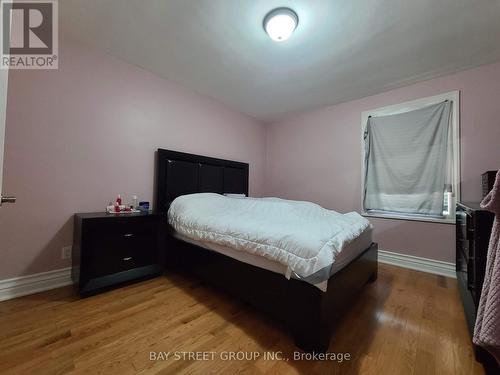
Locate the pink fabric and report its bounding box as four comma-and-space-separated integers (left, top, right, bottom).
474, 170, 500, 363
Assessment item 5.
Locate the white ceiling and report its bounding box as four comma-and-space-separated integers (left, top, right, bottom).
61, 0, 500, 123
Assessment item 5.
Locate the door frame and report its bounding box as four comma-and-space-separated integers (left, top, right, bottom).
0, 67, 7, 195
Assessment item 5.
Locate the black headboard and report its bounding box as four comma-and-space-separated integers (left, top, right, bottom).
155, 149, 249, 212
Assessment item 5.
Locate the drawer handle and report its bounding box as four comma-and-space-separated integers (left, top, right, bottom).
124, 233, 134, 238
122, 257, 133, 261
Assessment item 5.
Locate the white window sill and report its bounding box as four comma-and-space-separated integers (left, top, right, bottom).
361, 212, 456, 225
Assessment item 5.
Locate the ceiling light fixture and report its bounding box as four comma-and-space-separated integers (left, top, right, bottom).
263, 8, 298, 42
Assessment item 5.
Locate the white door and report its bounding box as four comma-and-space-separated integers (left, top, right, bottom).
0, 68, 15, 206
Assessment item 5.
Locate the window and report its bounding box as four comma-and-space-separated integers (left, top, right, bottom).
361, 91, 460, 223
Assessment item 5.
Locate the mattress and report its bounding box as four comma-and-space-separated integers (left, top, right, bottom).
168, 193, 372, 291
172, 226, 372, 292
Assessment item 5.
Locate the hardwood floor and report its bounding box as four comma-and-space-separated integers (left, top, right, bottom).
0, 264, 484, 374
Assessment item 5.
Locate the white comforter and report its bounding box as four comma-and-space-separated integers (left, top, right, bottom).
168, 193, 370, 283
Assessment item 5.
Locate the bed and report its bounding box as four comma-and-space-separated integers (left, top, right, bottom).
155, 149, 378, 353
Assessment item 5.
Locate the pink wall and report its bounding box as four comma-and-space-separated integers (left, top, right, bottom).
1, 37, 499, 280
0, 38, 266, 279
266, 62, 500, 262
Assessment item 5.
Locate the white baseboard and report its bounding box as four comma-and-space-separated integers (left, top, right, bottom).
0, 267, 73, 302
0, 251, 456, 302
379, 250, 456, 278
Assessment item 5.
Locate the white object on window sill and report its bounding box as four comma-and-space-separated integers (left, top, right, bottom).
361, 211, 455, 224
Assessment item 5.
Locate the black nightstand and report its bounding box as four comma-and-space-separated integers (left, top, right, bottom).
72, 211, 166, 296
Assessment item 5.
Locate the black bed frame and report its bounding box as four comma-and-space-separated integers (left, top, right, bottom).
155, 149, 378, 353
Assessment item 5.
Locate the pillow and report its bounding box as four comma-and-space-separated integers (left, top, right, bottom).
223, 193, 247, 198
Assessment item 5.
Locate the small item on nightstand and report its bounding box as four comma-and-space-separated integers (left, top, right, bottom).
138, 201, 150, 212
106, 195, 142, 214
132, 195, 138, 209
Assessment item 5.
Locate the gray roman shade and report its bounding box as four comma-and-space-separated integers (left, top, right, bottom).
363, 101, 452, 217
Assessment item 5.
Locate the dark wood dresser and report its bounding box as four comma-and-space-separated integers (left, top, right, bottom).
456, 201, 497, 373
72, 211, 166, 296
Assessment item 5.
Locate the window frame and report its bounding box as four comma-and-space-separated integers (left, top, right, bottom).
360, 91, 460, 224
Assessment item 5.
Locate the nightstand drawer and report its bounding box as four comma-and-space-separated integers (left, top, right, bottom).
73, 212, 166, 296
86, 223, 159, 278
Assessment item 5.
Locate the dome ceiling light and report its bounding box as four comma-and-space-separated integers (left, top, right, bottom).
263, 8, 299, 42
